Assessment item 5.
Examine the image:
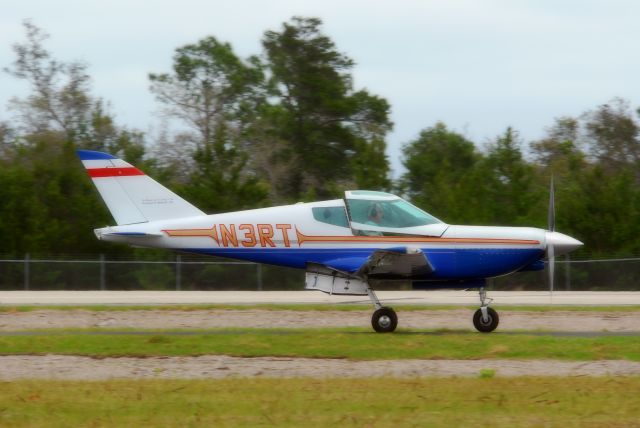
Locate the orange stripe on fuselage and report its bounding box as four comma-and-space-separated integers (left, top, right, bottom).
163, 227, 220, 244
162, 225, 540, 248
294, 227, 539, 246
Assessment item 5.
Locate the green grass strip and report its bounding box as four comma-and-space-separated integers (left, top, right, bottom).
1, 328, 640, 360
1, 377, 639, 427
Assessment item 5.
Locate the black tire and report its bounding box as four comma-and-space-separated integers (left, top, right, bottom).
473, 307, 499, 333
371, 307, 398, 333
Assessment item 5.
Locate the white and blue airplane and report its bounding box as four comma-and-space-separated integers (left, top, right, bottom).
77, 149, 583, 333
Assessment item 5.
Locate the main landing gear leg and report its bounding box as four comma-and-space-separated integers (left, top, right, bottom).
473, 286, 499, 333
367, 284, 397, 333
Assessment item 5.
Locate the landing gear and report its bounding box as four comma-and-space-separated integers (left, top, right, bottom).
473, 306, 499, 332
372, 307, 398, 333
473, 287, 499, 333
367, 284, 397, 333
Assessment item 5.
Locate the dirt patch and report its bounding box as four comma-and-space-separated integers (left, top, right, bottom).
1, 355, 639, 380
0, 309, 639, 332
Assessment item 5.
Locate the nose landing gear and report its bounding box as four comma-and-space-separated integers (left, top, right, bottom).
473, 287, 499, 332
367, 285, 398, 333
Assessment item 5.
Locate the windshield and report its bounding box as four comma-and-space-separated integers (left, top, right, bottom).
346, 198, 442, 228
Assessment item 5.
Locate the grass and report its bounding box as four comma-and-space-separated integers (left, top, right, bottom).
2, 328, 640, 360
2, 303, 640, 312
1, 377, 639, 427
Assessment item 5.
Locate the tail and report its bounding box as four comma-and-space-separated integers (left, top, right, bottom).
77, 150, 205, 225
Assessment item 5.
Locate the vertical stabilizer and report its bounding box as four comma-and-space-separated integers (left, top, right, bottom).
77, 150, 205, 225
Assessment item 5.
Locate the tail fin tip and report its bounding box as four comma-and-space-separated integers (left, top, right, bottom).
76, 149, 117, 161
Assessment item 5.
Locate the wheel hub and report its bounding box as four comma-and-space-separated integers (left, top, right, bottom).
480, 315, 492, 326
378, 315, 391, 328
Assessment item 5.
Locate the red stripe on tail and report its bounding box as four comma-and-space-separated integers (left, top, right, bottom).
87, 167, 145, 178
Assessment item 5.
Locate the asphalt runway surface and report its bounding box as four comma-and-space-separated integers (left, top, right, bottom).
1, 290, 640, 305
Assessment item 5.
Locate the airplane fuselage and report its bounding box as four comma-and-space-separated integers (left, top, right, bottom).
96, 200, 551, 283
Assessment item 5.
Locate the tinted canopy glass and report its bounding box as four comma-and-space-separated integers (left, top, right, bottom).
346, 198, 442, 228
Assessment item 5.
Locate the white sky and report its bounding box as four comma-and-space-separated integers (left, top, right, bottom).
1, 0, 639, 177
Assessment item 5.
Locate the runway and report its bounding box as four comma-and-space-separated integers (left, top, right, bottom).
1, 290, 639, 305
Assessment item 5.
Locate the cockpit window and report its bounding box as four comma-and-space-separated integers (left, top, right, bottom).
312, 206, 349, 228
346, 198, 441, 228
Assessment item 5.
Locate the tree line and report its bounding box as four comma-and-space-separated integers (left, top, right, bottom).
1, 18, 639, 259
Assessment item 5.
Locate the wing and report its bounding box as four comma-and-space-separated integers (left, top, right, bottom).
305, 248, 433, 296
308, 247, 433, 281
356, 247, 433, 279
304, 248, 433, 296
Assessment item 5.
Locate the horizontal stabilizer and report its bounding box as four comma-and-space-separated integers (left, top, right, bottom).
94, 227, 163, 243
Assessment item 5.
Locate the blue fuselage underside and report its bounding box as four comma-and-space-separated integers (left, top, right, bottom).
183, 247, 543, 280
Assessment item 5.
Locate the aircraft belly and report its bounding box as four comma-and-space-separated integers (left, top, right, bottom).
180, 245, 544, 280
425, 247, 544, 279
182, 247, 373, 270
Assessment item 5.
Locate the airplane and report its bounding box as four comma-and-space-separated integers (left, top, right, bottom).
77, 149, 583, 333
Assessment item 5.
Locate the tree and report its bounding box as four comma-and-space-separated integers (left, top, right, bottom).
401, 122, 481, 222
480, 127, 538, 225
260, 17, 392, 199
149, 36, 268, 212
182, 122, 268, 212
5, 21, 146, 154
529, 117, 589, 235
584, 98, 640, 164
565, 166, 640, 255
531, 117, 582, 167
5, 21, 88, 144
1, 21, 144, 256
0, 120, 14, 159
583, 98, 640, 177
149, 36, 264, 143
529, 101, 640, 253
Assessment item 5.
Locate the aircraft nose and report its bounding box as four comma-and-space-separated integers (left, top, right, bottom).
545, 231, 583, 257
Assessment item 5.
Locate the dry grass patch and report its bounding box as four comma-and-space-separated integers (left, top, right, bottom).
0, 377, 639, 427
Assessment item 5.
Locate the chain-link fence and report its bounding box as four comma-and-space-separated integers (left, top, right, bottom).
493, 256, 640, 291
0, 254, 639, 291
0, 254, 303, 291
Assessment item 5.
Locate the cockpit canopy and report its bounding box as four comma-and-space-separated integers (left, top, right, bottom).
344, 190, 442, 228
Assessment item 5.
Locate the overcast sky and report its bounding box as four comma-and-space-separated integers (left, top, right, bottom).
1, 0, 639, 176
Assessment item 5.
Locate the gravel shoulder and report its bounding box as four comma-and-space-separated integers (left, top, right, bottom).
2, 355, 640, 380
1, 308, 639, 332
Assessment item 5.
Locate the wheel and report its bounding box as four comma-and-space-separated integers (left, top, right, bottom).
371, 307, 398, 333
473, 307, 499, 333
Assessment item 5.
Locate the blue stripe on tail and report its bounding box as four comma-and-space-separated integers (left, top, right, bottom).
76, 150, 117, 160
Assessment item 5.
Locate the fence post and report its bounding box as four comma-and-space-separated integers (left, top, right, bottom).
100, 254, 106, 291
24, 253, 30, 291
175, 255, 182, 291
256, 263, 263, 291
565, 253, 571, 291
